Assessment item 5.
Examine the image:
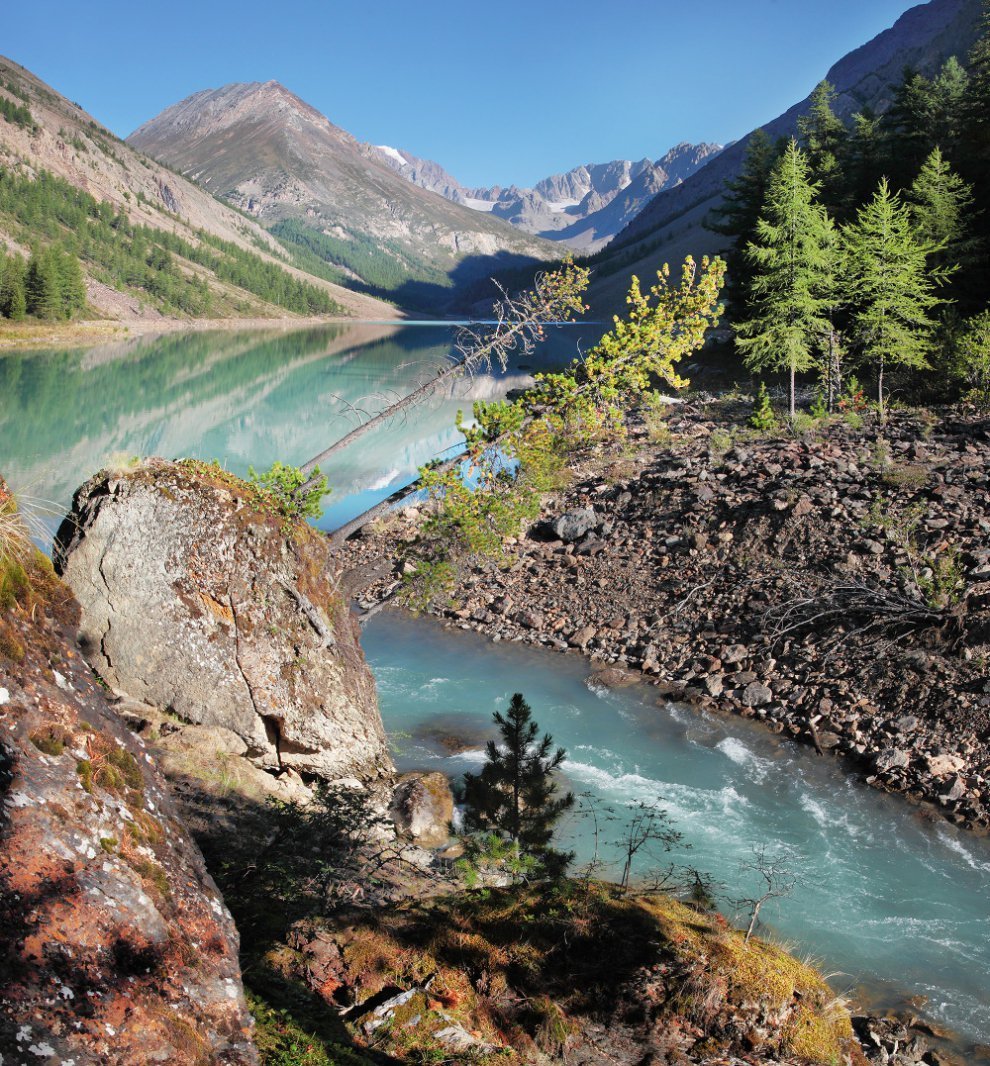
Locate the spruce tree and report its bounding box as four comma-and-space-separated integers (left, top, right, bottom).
797, 80, 848, 208
706, 129, 782, 319
462, 693, 574, 863
843, 178, 943, 415
735, 139, 835, 419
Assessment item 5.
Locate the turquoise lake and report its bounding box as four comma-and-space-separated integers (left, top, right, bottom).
2, 325, 988, 1054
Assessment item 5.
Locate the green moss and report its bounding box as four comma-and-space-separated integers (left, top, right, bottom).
247, 983, 377, 1066
128, 856, 171, 901
76, 758, 93, 793
100, 837, 117, 853
29, 726, 70, 756
105, 746, 144, 791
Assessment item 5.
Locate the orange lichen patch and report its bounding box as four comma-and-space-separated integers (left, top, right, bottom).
199, 589, 235, 624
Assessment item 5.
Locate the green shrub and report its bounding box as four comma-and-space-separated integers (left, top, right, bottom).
749, 383, 777, 431
248, 462, 328, 522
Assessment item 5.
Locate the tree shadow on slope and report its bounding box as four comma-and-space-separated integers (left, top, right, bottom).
166, 768, 403, 1066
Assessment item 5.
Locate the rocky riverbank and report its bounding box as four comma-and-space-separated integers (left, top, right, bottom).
343, 400, 990, 834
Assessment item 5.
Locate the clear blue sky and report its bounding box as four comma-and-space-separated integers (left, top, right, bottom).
5, 0, 922, 188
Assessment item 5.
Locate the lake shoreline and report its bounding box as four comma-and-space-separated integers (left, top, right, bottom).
0, 310, 410, 352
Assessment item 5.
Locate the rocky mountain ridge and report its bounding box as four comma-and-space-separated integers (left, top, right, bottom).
0, 57, 394, 321
367, 141, 723, 251
128, 80, 558, 311
586, 0, 984, 317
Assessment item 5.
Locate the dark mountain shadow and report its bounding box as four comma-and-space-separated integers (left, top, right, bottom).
390, 249, 551, 317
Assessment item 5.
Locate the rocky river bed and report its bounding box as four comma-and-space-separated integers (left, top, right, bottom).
342, 401, 990, 835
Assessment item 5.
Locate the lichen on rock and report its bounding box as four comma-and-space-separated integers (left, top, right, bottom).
0, 477, 256, 1064
55, 458, 393, 783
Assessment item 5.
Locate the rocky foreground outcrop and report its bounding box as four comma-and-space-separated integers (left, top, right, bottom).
55, 459, 392, 784
0, 476, 256, 1064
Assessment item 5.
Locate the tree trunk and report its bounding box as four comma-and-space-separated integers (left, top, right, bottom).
878, 357, 885, 420
789, 364, 796, 420
745, 899, 764, 942
299, 362, 470, 487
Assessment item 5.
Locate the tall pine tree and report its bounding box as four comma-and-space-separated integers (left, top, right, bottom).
736, 139, 835, 418
843, 178, 942, 415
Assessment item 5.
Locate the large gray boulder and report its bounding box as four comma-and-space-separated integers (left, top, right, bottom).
55, 459, 393, 782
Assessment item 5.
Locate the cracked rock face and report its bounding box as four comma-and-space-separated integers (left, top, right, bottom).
0, 488, 256, 1064
55, 459, 392, 782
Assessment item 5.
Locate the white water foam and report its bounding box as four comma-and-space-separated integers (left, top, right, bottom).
716, 737, 772, 781
562, 758, 750, 833
936, 827, 990, 873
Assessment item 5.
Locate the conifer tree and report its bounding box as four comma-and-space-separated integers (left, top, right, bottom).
844, 110, 887, 215
797, 80, 848, 207
963, 1, 990, 267
463, 694, 574, 864
907, 147, 975, 277
736, 139, 835, 419
706, 129, 782, 318
843, 178, 943, 415
927, 57, 969, 157
885, 67, 937, 188
963, 1, 990, 172
25, 247, 62, 320
5, 255, 27, 321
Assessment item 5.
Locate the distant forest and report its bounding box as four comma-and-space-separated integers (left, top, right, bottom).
0, 166, 343, 320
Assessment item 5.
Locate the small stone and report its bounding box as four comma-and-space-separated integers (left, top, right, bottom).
942, 776, 967, 802
875, 748, 911, 773
703, 675, 724, 697
552, 507, 601, 543
926, 753, 965, 777
570, 626, 598, 648
741, 682, 773, 708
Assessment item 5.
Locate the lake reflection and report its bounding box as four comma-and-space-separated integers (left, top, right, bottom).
0, 322, 539, 534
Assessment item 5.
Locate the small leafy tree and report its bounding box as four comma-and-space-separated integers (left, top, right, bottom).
247, 460, 329, 521
462, 693, 575, 877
